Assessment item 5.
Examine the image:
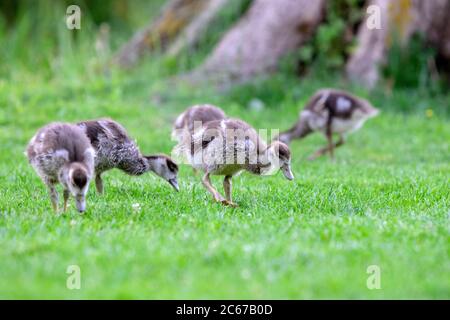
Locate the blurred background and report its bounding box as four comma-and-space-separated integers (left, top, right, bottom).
1, 0, 449, 102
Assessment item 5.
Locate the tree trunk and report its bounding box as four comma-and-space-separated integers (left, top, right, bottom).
113, 0, 212, 68
190, 0, 325, 84
167, 0, 230, 57
415, 0, 450, 59
346, 0, 450, 88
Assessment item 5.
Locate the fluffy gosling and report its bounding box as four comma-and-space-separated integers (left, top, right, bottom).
26, 123, 95, 213
174, 118, 294, 207
277, 89, 379, 160
77, 119, 179, 194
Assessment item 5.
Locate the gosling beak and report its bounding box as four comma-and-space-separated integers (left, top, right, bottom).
368, 107, 380, 118
75, 196, 86, 213
168, 178, 179, 192
281, 164, 294, 181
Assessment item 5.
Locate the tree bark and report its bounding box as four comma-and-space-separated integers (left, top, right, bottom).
190, 0, 325, 84
113, 0, 211, 68
346, 0, 450, 88
167, 0, 230, 57
414, 0, 450, 59
345, 0, 390, 89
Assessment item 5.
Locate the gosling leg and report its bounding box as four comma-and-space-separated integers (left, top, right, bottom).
336, 134, 345, 148
223, 175, 238, 207
47, 183, 59, 213
63, 189, 70, 212
95, 174, 104, 194
202, 172, 225, 203
308, 134, 345, 161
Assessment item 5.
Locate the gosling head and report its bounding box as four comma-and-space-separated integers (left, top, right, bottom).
267, 141, 294, 181
59, 163, 92, 213
145, 155, 180, 192
355, 99, 380, 120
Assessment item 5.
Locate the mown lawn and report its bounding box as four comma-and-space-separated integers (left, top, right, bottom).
0, 64, 449, 299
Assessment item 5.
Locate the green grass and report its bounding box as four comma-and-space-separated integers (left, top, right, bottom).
0, 5, 449, 298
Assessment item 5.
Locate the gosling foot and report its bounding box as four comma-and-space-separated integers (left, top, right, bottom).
221, 200, 238, 208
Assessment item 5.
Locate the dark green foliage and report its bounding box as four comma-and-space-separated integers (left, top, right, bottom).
382, 33, 446, 92
291, 0, 365, 76
163, 0, 253, 72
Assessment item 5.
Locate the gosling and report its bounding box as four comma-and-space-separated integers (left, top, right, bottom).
26, 123, 95, 213
77, 119, 179, 194
172, 104, 226, 143
172, 104, 227, 174
174, 118, 294, 207
277, 89, 379, 160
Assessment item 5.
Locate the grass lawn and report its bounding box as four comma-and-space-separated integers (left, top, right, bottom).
0, 62, 449, 299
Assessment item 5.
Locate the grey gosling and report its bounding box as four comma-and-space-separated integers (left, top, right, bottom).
174, 118, 294, 207
26, 123, 95, 213
172, 104, 227, 174
172, 104, 226, 143
77, 119, 179, 194
277, 89, 379, 160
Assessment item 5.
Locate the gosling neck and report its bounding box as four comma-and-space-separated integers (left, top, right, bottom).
246, 145, 277, 176
120, 156, 150, 176
145, 155, 165, 177
279, 117, 312, 144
